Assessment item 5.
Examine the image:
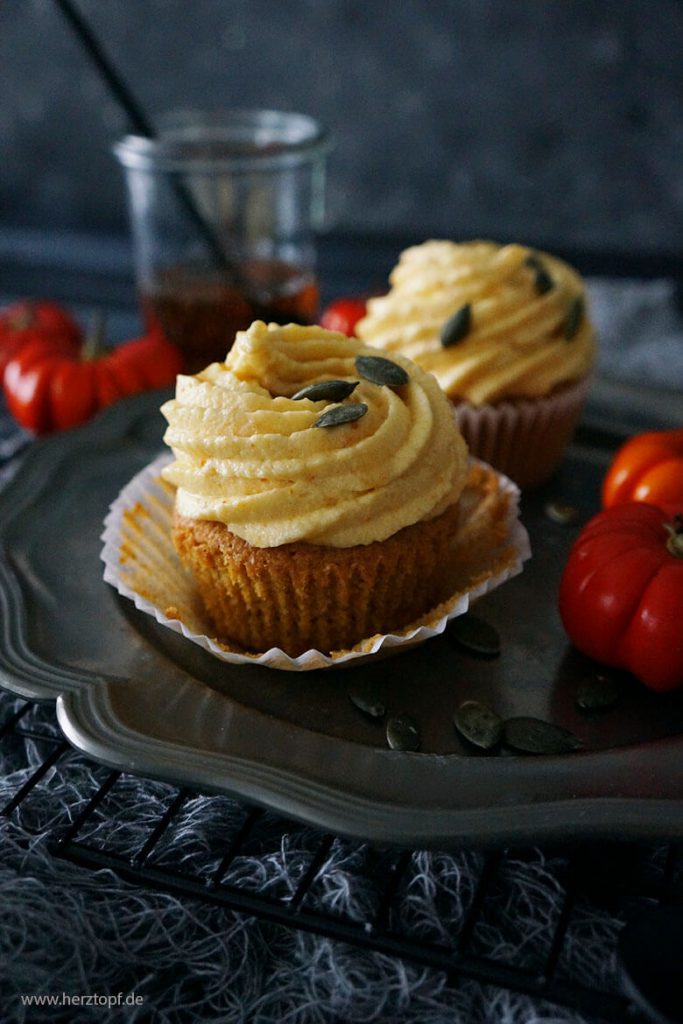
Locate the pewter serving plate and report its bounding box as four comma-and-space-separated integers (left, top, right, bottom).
0, 386, 682, 848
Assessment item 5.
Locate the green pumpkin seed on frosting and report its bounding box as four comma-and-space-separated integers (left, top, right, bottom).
291, 379, 359, 402
313, 402, 368, 428
525, 253, 554, 295
440, 303, 472, 347
564, 296, 585, 339
355, 354, 409, 387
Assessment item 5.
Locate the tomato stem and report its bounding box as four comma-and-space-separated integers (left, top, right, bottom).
9, 303, 35, 332
82, 311, 108, 361
665, 514, 683, 558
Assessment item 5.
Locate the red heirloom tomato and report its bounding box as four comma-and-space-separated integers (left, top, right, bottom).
320, 296, 368, 337
0, 299, 82, 375
3, 325, 183, 435
602, 428, 683, 516
559, 502, 683, 691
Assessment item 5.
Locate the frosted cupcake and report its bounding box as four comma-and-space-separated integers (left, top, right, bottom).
160, 320, 470, 656
356, 240, 595, 488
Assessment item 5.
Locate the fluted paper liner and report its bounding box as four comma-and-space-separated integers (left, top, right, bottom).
454, 375, 592, 490
101, 453, 530, 671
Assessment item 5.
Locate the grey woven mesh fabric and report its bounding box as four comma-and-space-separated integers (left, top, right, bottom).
1, 690, 624, 1024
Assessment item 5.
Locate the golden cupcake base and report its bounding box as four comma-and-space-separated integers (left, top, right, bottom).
172, 499, 466, 657
102, 455, 530, 671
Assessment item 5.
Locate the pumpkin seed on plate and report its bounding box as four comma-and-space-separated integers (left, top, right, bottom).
292, 379, 359, 402
453, 699, 503, 751
440, 303, 472, 347
355, 355, 409, 387
386, 714, 420, 751
447, 613, 501, 658
348, 682, 386, 719
544, 500, 580, 526
503, 716, 583, 755
313, 403, 368, 428
576, 675, 620, 712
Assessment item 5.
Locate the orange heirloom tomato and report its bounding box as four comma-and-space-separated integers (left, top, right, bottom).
3, 327, 183, 435
320, 296, 368, 337
602, 427, 683, 515
0, 299, 82, 375
559, 503, 683, 692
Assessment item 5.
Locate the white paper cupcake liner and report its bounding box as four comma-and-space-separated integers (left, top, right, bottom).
101, 453, 531, 671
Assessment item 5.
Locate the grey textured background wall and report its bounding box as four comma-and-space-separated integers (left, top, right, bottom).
2, 0, 682, 254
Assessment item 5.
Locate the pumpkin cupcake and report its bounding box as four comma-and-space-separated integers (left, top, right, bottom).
356, 239, 595, 488
160, 320, 470, 656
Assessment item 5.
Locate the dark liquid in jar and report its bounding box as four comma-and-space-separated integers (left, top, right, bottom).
140, 260, 320, 373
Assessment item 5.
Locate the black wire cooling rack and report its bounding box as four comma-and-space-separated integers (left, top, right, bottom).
3, 697, 682, 1024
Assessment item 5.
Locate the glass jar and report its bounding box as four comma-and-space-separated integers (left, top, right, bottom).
114, 109, 331, 372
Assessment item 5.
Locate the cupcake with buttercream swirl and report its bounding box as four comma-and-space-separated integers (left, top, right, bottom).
357, 239, 596, 488
161, 320, 470, 655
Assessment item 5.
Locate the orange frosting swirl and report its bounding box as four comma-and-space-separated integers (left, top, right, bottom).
161, 320, 468, 547
356, 239, 595, 405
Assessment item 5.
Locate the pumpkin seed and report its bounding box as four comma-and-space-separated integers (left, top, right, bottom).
564, 296, 584, 339
447, 613, 501, 658
576, 674, 620, 712
534, 265, 554, 295
525, 253, 554, 295
313, 403, 368, 428
503, 716, 583, 755
386, 714, 420, 751
292, 379, 359, 402
355, 355, 409, 387
453, 699, 503, 751
440, 303, 472, 347
348, 682, 386, 719
544, 500, 580, 526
